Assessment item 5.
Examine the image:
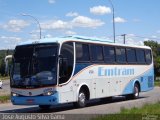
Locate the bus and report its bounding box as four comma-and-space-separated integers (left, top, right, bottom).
10, 36, 154, 109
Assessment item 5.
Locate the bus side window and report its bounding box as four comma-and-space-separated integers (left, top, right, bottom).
136, 49, 145, 64
116, 47, 127, 64
90, 45, 104, 62
145, 50, 152, 64
59, 42, 74, 84
126, 48, 137, 64
103, 46, 115, 63
76, 43, 90, 62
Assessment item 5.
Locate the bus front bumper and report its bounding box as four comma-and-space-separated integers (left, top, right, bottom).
11, 93, 59, 105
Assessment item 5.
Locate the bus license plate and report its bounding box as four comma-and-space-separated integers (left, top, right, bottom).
26, 99, 35, 104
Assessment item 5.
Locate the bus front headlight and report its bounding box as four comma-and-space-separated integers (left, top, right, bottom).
43, 91, 56, 96
11, 92, 19, 96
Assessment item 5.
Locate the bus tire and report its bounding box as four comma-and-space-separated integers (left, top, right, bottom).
74, 90, 87, 108
126, 83, 140, 99
39, 105, 51, 109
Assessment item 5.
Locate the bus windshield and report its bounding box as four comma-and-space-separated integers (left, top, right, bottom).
11, 44, 58, 88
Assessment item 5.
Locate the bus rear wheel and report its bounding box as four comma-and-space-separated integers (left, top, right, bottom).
39, 105, 51, 110
74, 90, 87, 108
126, 83, 140, 99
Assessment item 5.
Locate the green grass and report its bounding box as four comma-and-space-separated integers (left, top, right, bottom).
94, 102, 160, 120
0, 95, 10, 103
121, 102, 160, 114
155, 81, 160, 87
93, 114, 141, 120
0, 76, 9, 80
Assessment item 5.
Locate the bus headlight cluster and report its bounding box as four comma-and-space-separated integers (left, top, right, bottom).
11, 92, 19, 97
43, 91, 55, 96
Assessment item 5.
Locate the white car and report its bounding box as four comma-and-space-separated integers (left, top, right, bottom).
0, 80, 2, 89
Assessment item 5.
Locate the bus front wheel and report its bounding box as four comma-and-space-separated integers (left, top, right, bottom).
74, 90, 87, 108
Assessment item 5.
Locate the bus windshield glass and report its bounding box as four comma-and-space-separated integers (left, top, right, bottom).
11, 44, 58, 88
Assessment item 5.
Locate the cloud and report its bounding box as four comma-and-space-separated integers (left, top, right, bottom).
1, 19, 30, 32
114, 17, 127, 23
115, 34, 144, 46
41, 16, 105, 30
90, 6, 111, 15
65, 31, 76, 35
45, 34, 53, 38
30, 34, 39, 40
127, 34, 136, 37
66, 12, 79, 17
41, 20, 72, 30
48, 0, 55, 4
71, 16, 105, 28
151, 35, 157, 38
144, 38, 150, 41
126, 38, 144, 46
0, 36, 22, 49
0, 36, 22, 42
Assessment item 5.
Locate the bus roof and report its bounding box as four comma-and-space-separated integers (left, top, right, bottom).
17, 35, 151, 49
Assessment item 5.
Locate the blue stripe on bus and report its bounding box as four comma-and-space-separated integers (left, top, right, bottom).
74, 63, 91, 75
11, 92, 59, 105
122, 67, 154, 95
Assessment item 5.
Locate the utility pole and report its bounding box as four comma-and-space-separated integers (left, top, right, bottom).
21, 13, 42, 39
108, 0, 116, 43
121, 34, 126, 44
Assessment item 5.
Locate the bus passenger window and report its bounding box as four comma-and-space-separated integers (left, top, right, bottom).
76, 43, 90, 62
90, 45, 104, 62
104, 46, 115, 63
59, 42, 74, 84
116, 48, 126, 64
126, 48, 136, 63
136, 49, 145, 64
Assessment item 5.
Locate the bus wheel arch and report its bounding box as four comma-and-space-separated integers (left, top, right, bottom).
74, 84, 90, 108
79, 85, 90, 100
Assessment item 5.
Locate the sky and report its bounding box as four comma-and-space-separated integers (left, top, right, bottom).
0, 0, 160, 49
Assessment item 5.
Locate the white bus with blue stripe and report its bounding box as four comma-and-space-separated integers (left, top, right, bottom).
10, 36, 154, 109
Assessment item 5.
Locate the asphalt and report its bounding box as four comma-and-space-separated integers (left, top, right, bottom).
0, 87, 160, 114
0, 80, 10, 96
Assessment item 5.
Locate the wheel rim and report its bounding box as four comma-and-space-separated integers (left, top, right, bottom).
134, 86, 139, 97
79, 92, 86, 104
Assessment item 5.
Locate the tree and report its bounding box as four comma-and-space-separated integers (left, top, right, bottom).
0, 58, 6, 76
144, 40, 159, 56
0, 50, 13, 76
144, 40, 160, 76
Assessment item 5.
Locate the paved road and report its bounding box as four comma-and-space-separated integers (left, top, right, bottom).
0, 87, 160, 114
0, 80, 10, 96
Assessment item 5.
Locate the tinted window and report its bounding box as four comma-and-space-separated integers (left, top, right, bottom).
59, 42, 74, 84
126, 48, 136, 63
145, 50, 152, 64
116, 48, 126, 63
90, 45, 104, 62
136, 49, 145, 64
104, 46, 115, 63
76, 43, 90, 62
